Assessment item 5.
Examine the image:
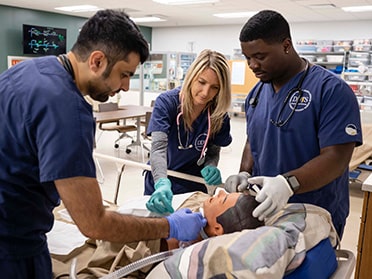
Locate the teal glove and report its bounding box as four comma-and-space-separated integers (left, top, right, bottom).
146, 178, 174, 215
201, 165, 222, 185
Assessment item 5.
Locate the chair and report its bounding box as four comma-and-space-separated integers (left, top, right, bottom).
97, 102, 137, 149
140, 111, 152, 161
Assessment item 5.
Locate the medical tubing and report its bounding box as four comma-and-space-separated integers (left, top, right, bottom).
99, 248, 182, 279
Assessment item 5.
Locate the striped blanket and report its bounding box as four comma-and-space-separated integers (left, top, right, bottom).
146, 203, 338, 279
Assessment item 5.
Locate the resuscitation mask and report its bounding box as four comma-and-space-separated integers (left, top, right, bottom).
198, 206, 209, 240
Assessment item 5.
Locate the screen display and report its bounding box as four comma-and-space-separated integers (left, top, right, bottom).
23, 24, 66, 55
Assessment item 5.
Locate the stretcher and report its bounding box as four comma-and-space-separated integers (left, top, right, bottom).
60, 153, 356, 278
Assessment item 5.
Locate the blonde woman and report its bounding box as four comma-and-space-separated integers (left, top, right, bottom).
145, 49, 232, 215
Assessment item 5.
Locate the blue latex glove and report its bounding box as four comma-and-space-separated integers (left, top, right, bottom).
201, 165, 222, 185
146, 178, 174, 215
166, 208, 207, 241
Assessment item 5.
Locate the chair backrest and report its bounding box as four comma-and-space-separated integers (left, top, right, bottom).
144, 111, 152, 135
98, 102, 119, 112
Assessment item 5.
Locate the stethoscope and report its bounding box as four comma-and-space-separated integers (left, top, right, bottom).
249, 59, 310, 128
176, 105, 211, 166
58, 54, 75, 80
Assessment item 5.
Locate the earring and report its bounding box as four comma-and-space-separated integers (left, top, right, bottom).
285, 50, 289, 54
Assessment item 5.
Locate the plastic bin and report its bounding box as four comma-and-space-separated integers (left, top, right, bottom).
326, 55, 344, 63
349, 57, 370, 67
364, 96, 372, 104
316, 56, 327, 62
316, 45, 333, 52
345, 74, 367, 81
349, 51, 370, 59
333, 41, 352, 52
296, 45, 317, 52
353, 39, 371, 45
353, 45, 372, 51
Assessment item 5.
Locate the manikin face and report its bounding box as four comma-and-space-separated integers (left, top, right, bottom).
191, 67, 220, 108
202, 188, 241, 236
88, 52, 140, 102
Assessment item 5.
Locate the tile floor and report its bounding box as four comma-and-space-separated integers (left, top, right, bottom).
94, 114, 363, 278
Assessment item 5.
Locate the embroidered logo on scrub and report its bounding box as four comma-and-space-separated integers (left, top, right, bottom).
345, 124, 358, 136
194, 133, 207, 151
289, 89, 311, 111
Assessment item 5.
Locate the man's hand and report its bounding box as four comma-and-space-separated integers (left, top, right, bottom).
166, 208, 207, 241
248, 175, 294, 221
146, 178, 174, 215
201, 165, 222, 185
224, 171, 251, 192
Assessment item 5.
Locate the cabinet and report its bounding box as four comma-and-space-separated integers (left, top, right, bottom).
342, 50, 372, 110
296, 40, 352, 74
130, 52, 196, 92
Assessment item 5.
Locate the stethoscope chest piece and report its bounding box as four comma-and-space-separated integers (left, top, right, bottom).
197, 156, 205, 166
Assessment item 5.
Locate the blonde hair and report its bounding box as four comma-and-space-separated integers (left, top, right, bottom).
180, 49, 231, 136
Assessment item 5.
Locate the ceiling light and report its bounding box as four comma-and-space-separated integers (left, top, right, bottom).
130, 16, 166, 23
213, 11, 258, 18
55, 5, 100, 13
153, 0, 219, 5
342, 5, 372, 12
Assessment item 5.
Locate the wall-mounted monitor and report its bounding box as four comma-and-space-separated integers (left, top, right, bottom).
23, 24, 66, 55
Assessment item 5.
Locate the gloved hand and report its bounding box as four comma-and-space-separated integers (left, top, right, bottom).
224, 171, 251, 192
248, 175, 294, 221
201, 165, 222, 185
166, 208, 207, 241
146, 178, 174, 215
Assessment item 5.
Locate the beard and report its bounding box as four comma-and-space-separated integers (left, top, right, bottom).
87, 79, 116, 103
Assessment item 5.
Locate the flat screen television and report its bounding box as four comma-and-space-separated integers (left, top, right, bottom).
23, 24, 66, 55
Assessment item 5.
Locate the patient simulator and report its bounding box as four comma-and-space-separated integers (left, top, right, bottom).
49, 181, 354, 279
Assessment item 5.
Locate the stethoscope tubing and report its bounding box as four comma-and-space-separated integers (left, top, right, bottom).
176, 103, 211, 166
249, 59, 310, 127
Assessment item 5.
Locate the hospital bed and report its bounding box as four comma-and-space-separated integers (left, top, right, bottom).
51, 153, 356, 278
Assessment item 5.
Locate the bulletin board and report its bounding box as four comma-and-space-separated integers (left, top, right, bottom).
7, 56, 32, 68
228, 60, 259, 94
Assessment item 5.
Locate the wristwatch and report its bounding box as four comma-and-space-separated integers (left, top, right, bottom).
283, 175, 300, 192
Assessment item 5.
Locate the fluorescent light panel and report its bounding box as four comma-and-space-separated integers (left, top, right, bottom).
214, 11, 257, 18
131, 16, 166, 23
153, 0, 218, 5
55, 5, 100, 12
342, 5, 372, 12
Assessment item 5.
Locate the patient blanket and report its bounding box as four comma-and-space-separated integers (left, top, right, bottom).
146, 203, 338, 279
51, 193, 337, 278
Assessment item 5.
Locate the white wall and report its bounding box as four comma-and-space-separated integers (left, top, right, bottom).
152, 20, 372, 58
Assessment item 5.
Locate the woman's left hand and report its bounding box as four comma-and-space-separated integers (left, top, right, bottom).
201, 165, 222, 185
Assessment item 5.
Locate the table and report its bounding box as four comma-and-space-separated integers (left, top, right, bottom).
93, 105, 153, 153
356, 173, 372, 279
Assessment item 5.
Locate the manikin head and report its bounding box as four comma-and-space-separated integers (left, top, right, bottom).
202, 188, 264, 236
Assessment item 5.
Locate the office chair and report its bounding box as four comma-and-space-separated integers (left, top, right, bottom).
140, 111, 152, 162
97, 102, 137, 149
